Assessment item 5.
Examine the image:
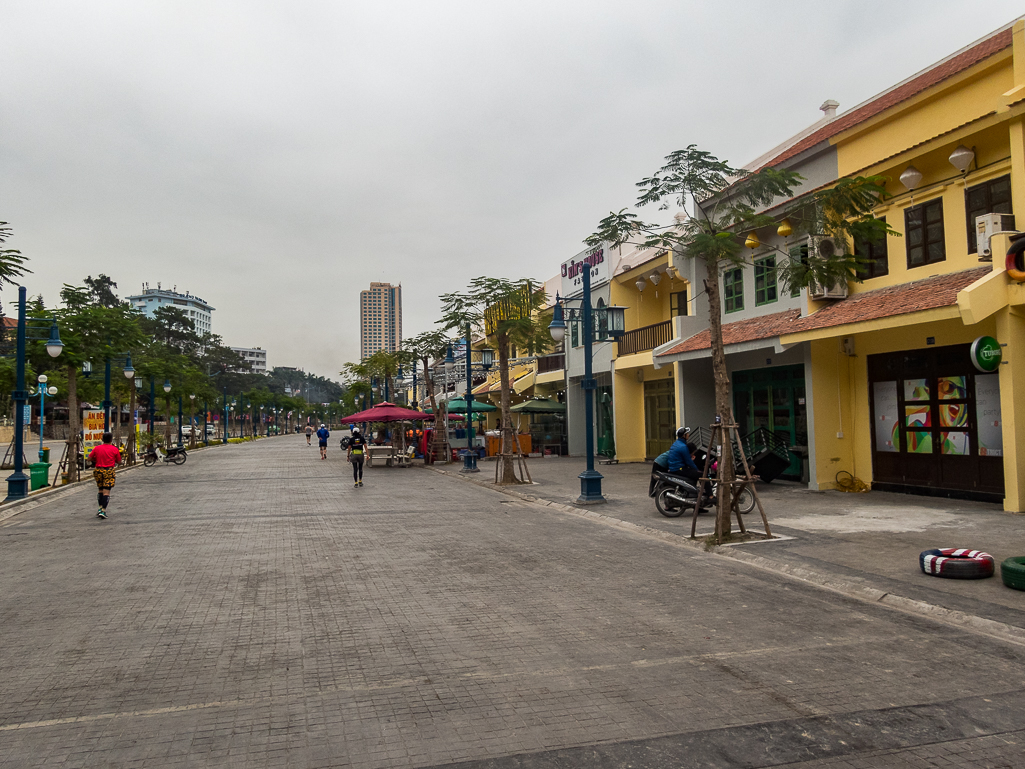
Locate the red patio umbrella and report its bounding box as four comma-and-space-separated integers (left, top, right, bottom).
340, 402, 435, 423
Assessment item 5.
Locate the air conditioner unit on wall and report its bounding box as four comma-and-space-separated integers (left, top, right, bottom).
807, 236, 849, 300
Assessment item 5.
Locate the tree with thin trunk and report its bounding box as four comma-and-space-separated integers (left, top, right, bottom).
588, 146, 895, 542
440, 278, 552, 484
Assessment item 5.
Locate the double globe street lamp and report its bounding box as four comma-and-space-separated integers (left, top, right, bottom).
548, 264, 626, 504
35, 375, 59, 462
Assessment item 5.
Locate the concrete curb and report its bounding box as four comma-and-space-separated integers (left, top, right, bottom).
422, 464, 1025, 649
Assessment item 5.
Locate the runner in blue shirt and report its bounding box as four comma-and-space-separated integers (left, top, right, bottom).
316, 424, 330, 460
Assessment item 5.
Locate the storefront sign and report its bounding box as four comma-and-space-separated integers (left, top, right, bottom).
560, 243, 611, 298
976, 373, 1003, 456
970, 336, 1002, 372
82, 409, 105, 449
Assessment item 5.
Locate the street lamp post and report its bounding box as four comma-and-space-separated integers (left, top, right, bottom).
101, 351, 134, 431
36, 375, 58, 462
549, 265, 626, 504
443, 331, 494, 473
5, 286, 64, 502
188, 394, 196, 447
462, 326, 478, 473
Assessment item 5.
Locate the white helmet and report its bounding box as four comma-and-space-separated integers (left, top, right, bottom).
320, 423, 325, 428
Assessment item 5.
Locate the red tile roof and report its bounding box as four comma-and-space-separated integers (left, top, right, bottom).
785, 266, 989, 335
756, 28, 1012, 171
656, 267, 989, 357
657, 309, 803, 356
2, 317, 16, 329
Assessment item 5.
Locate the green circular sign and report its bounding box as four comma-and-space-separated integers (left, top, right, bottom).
971, 336, 1002, 372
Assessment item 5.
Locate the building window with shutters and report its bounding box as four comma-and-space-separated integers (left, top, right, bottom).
724, 268, 744, 313
754, 256, 777, 305
965, 174, 1012, 254
905, 198, 945, 268
856, 218, 889, 278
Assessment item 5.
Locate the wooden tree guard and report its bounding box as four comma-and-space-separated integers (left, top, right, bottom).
689, 421, 772, 543
494, 427, 531, 484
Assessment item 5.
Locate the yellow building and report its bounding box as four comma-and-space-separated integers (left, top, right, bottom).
657, 19, 1025, 508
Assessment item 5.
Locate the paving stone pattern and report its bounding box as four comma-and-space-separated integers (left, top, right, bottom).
1, 437, 1024, 768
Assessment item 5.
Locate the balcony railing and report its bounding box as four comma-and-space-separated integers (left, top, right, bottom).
617, 320, 674, 356
536, 353, 565, 374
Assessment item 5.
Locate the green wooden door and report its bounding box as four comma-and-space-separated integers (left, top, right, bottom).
732, 365, 805, 478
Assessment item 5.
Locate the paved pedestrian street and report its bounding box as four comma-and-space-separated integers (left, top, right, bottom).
2, 437, 1025, 768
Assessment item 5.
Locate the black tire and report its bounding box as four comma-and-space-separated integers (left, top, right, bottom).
732, 486, 755, 515
920, 548, 995, 579
655, 487, 688, 518
173, 451, 187, 465
1000, 557, 1025, 591
143, 454, 157, 467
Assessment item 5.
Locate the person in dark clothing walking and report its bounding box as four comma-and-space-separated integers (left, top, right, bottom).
347, 427, 367, 487
89, 432, 121, 519
316, 424, 330, 459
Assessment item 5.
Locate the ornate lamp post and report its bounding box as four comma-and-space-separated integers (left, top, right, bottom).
5, 286, 64, 501
444, 332, 494, 473
548, 265, 626, 503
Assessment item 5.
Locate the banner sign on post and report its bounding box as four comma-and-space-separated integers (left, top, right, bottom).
82, 410, 105, 449
22, 404, 31, 425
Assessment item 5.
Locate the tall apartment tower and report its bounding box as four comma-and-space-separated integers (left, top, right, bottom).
360, 282, 402, 359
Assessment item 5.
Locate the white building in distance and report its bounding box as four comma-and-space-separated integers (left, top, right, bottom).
230, 347, 268, 374
126, 283, 214, 336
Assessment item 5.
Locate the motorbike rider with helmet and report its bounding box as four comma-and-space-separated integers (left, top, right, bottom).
666, 426, 712, 507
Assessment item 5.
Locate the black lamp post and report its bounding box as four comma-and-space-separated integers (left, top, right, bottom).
5, 286, 64, 501
102, 351, 135, 431
443, 331, 493, 473
549, 265, 626, 504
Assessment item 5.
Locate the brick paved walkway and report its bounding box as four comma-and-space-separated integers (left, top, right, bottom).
1, 437, 1024, 767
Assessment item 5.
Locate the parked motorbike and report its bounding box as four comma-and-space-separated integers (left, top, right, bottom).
142, 445, 187, 467
649, 446, 755, 518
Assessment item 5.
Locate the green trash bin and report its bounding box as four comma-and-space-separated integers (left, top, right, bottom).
41, 447, 50, 463
29, 462, 51, 491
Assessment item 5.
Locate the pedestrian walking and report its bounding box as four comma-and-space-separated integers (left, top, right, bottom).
305, 423, 313, 445
348, 427, 367, 487
89, 432, 121, 519
316, 424, 330, 460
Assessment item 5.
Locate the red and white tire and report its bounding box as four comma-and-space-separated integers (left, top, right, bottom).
919, 548, 995, 579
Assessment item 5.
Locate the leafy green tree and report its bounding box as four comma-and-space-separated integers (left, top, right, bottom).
588, 146, 895, 541
440, 278, 552, 484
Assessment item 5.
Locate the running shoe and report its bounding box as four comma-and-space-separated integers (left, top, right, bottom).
96, 509, 106, 519
358, 480, 364, 487
354, 482, 359, 488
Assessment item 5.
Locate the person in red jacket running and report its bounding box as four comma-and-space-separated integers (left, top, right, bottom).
89, 432, 121, 519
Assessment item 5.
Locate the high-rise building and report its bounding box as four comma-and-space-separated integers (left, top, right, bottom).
360, 282, 402, 359
126, 283, 214, 336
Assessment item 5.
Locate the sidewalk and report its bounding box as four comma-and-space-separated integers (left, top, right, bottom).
431, 456, 1025, 641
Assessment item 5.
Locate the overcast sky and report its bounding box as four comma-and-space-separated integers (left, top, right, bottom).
2, 1, 1021, 379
